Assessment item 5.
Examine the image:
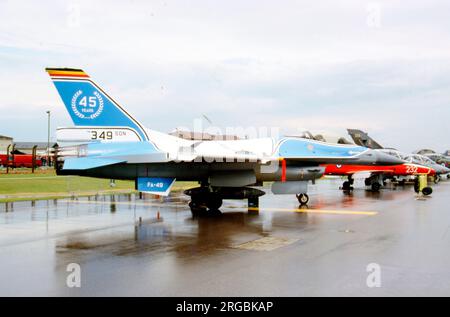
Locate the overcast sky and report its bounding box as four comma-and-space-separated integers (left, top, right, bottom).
1, 0, 449, 152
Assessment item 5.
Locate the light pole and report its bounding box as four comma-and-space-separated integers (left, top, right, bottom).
46, 110, 51, 166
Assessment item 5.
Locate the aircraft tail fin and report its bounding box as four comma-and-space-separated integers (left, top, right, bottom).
46, 68, 149, 141
347, 129, 384, 149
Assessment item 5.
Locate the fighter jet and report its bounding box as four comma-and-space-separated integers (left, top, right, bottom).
46, 68, 403, 215
403, 152, 450, 182
414, 149, 450, 172
346, 129, 383, 150
322, 161, 435, 194
347, 129, 450, 187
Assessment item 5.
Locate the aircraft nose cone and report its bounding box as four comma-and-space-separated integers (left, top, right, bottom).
433, 165, 445, 174
374, 151, 405, 165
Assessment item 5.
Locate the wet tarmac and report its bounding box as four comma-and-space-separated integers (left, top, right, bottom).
1, 179, 450, 296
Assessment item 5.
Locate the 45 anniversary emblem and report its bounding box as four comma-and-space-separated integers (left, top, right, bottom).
71, 90, 104, 119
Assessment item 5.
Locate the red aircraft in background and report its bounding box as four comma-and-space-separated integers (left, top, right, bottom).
0, 154, 43, 168
322, 162, 435, 192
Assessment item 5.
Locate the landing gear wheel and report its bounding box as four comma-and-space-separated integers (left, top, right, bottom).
422, 186, 433, 196
206, 197, 223, 211
296, 193, 309, 205
342, 181, 351, 191
189, 200, 207, 217
371, 182, 381, 192
189, 195, 223, 217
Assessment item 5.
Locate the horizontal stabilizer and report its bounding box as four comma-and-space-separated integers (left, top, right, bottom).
63, 157, 125, 170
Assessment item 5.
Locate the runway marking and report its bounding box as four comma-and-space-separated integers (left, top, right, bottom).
233, 236, 299, 251
247, 207, 377, 216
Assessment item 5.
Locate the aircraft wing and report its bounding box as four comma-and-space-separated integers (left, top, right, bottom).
174, 137, 373, 164
173, 138, 274, 163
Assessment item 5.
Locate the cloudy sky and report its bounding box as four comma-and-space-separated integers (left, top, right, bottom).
1, 0, 449, 152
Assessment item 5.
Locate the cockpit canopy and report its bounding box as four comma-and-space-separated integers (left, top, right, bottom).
294, 131, 353, 145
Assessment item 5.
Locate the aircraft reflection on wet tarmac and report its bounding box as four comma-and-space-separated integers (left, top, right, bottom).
1, 179, 450, 296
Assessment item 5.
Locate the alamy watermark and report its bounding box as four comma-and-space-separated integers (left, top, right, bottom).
366, 3, 382, 28
67, 1, 81, 28
173, 118, 282, 174
66, 263, 81, 288
366, 262, 381, 288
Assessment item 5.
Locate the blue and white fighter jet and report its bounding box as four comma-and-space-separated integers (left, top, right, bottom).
46, 68, 403, 215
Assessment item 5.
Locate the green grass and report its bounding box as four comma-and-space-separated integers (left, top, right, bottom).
0, 173, 133, 194
0, 170, 198, 202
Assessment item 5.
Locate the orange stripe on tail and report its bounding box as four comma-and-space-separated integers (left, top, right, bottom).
46, 68, 89, 78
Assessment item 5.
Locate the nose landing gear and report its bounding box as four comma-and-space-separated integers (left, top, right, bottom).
342, 176, 354, 191
434, 175, 441, 184
296, 193, 309, 205
414, 176, 433, 196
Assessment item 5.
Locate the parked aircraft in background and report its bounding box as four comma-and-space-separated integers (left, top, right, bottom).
322, 161, 435, 193
402, 152, 450, 182
46, 68, 403, 215
0, 154, 43, 168
347, 129, 450, 186
346, 129, 383, 150
414, 149, 450, 170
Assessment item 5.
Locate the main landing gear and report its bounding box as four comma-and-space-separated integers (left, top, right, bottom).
188, 195, 223, 216
364, 175, 383, 192
184, 185, 265, 217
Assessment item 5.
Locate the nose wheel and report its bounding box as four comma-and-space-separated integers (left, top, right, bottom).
296, 193, 309, 205
371, 182, 381, 192
342, 176, 354, 191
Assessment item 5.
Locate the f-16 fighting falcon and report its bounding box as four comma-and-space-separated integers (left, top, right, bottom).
46, 68, 403, 215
